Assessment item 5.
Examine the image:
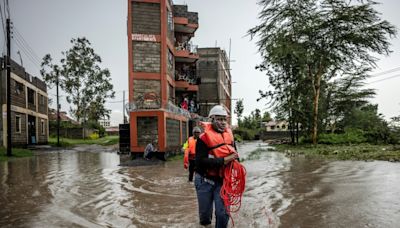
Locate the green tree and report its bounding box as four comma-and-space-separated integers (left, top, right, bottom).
262, 111, 272, 122
249, 0, 396, 144
324, 67, 376, 133
344, 104, 393, 143
41, 37, 115, 123
234, 99, 244, 126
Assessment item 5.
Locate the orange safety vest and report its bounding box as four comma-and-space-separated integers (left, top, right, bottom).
184, 136, 197, 168
186, 136, 197, 159
200, 122, 237, 177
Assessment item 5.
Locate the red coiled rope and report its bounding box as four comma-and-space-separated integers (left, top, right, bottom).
220, 159, 246, 226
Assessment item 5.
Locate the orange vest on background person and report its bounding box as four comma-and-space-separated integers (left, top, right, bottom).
200, 122, 237, 177
184, 136, 197, 168
186, 136, 197, 158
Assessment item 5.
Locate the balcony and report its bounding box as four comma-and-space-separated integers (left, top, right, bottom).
175, 41, 198, 62
173, 5, 198, 34
175, 70, 199, 84
175, 94, 199, 114
166, 101, 191, 118
175, 62, 200, 85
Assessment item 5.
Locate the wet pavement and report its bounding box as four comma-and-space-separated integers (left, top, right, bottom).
1, 142, 399, 227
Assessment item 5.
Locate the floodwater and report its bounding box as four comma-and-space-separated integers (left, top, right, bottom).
1, 142, 399, 228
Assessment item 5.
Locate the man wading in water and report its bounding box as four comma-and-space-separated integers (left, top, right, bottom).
194, 105, 246, 227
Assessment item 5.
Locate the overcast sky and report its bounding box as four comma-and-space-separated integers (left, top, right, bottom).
3, 0, 400, 126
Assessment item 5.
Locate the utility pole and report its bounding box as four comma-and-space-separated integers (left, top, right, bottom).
123, 90, 126, 123
56, 73, 60, 147
6, 18, 12, 156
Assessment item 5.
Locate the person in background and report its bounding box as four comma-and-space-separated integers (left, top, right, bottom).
144, 141, 157, 160
184, 126, 202, 182
181, 97, 188, 110
194, 105, 238, 228
189, 99, 196, 113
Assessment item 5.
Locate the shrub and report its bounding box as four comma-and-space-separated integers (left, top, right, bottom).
318, 129, 366, 144
233, 127, 257, 140
234, 134, 243, 143
88, 133, 99, 140
87, 121, 106, 137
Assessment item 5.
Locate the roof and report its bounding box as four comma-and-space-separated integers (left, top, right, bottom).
264, 120, 288, 127
48, 108, 79, 124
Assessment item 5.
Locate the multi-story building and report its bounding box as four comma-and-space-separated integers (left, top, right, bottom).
0, 58, 49, 146
127, 0, 200, 155
98, 118, 111, 128
197, 48, 232, 124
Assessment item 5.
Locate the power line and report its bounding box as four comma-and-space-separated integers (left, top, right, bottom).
370, 66, 400, 78
12, 28, 43, 71
106, 100, 124, 104
13, 36, 41, 69
13, 28, 42, 63
368, 73, 400, 84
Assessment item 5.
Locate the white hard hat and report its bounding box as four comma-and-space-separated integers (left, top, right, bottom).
208, 105, 228, 117
193, 126, 201, 133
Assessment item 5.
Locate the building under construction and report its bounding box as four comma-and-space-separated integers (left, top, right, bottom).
126, 0, 232, 156
197, 48, 232, 123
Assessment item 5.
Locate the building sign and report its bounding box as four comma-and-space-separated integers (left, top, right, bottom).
132, 34, 157, 42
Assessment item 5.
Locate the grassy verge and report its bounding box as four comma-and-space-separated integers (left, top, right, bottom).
0, 147, 34, 161
274, 144, 400, 161
167, 153, 184, 161
48, 135, 119, 147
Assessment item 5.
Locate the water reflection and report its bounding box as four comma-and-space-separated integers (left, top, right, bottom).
0, 143, 399, 228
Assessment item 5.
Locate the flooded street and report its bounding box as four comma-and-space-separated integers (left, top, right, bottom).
1, 142, 400, 228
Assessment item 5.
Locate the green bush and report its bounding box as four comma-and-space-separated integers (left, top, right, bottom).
234, 134, 243, 143
319, 129, 366, 144
88, 133, 99, 140
86, 121, 105, 137
233, 128, 257, 140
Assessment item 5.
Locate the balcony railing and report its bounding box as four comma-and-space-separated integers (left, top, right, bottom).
126, 100, 191, 118
175, 41, 197, 54
166, 101, 191, 118
175, 69, 199, 85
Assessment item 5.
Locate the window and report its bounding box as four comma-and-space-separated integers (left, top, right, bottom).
39, 95, 44, 105
15, 81, 23, 94
15, 116, 21, 133
28, 88, 35, 104
41, 120, 45, 135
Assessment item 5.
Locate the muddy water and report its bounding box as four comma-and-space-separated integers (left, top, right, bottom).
1, 142, 399, 228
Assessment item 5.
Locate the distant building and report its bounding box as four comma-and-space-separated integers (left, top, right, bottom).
98, 118, 111, 128
0, 58, 49, 146
197, 47, 232, 124
48, 108, 79, 125
105, 126, 119, 136
264, 120, 289, 132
